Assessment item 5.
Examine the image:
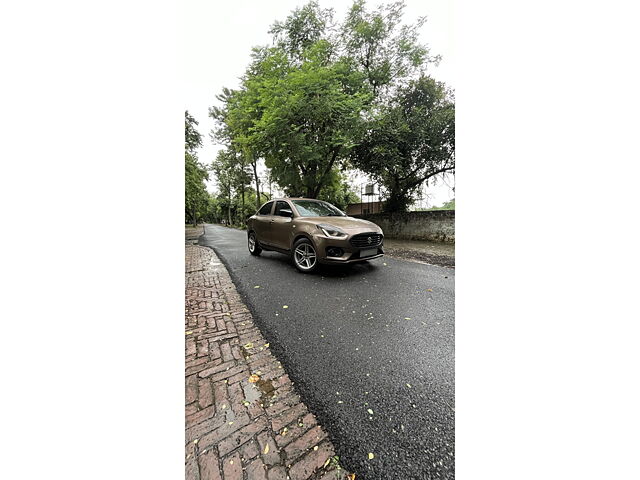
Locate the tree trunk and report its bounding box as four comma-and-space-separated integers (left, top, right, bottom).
227, 188, 232, 226
192, 204, 197, 227
241, 185, 245, 226
252, 160, 261, 210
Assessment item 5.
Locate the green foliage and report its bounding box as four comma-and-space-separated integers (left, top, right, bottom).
185, 111, 210, 225
351, 77, 454, 212
316, 173, 360, 211
342, 0, 436, 97
429, 198, 455, 210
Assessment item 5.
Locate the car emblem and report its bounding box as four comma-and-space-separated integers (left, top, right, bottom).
367, 237, 372, 244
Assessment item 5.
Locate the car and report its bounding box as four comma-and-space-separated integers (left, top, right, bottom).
246, 198, 384, 273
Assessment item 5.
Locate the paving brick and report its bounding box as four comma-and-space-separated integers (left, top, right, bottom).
245, 457, 268, 480
186, 405, 216, 427
198, 378, 213, 409
267, 466, 288, 480
283, 425, 327, 462
256, 431, 280, 465
222, 452, 242, 480
198, 449, 222, 480
287, 441, 335, 480
186, 374, 198, 404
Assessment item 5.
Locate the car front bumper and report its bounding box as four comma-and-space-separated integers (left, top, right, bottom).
311, 233, 385, 264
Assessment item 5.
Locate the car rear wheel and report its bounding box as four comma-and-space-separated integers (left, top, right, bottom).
248, 232, 262, 256
292, 238, 318, 273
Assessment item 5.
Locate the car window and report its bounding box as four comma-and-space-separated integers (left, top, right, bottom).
291, 200, 345, 217
258, 201, 274, 215
274, 201, 291, 216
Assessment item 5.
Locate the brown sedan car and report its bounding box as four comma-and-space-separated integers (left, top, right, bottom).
246, 198, 384, 273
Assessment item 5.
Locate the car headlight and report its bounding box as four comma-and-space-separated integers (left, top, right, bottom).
317, 224, 347, 239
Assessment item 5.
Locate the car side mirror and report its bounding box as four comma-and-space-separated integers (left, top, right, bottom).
279, 209, 293, 218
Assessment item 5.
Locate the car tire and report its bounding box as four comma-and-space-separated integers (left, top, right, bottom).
292, 238, 318, 273
248, 231, 262, 256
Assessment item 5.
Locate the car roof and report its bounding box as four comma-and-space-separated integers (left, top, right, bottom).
272, 197, 324, 201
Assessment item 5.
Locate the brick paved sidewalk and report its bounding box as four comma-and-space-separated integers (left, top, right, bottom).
186, 244, 350, 480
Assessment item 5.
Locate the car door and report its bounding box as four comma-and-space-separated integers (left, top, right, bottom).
253, 201, 274, 245
271, 200, 294, 250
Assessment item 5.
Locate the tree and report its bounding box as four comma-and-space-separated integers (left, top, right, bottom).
185, 111, 210, 226
351, 76, 454, 212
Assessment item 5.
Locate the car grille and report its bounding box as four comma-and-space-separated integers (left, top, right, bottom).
350, 232, 383, 248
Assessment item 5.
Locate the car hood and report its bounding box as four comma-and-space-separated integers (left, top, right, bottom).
300, 216, 383, 233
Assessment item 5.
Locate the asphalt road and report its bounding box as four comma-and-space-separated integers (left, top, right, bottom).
199, 224, 455, 479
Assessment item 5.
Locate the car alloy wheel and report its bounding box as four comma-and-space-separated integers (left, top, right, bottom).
248, 232, 262, 256
293, 240, 317, 272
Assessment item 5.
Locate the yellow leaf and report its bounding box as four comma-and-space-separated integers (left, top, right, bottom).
248, 374, 260, 383
186, 331, 193, 335
264, 443, 270, 454
367, 408, 374, 415
313, 445, 318, 451
427, 288, 433, 292
254, 285, 261, 288
283, 305, 289, 309
368, 452, 375, 460
244, 342, 254, 349
264, 343, 270, 348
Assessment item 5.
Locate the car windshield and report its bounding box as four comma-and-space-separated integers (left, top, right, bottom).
291, 200, 345, 217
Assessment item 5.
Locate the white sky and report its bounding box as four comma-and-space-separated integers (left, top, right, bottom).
183, 0, 454, 208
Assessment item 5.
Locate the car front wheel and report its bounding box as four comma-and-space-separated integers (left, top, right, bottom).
248, 232, 262, 256
292, 238, 318, 273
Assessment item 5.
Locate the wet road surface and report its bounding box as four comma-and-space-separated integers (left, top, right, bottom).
199, 224, 454, 479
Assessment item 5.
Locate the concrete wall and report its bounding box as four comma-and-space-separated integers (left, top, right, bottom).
354, 210, 455, 243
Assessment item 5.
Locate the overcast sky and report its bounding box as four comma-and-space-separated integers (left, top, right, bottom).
183, 0, 454, 207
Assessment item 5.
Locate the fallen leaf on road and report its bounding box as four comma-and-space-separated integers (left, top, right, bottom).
368, 453, 375, 460
404, 317, 411, 320
347, 474, 356, 480
282, 305, 289, 309
313, 446, 318, 451
264, 343, 269, 348
406, 383, 412, 388
264, 444, 270, 454
248, 374, 260, 383
244, 342, 254, 349
367, 408, 374, 415
427, 288, 433, 292
186, 331, 193, 335
323, 458, 331, 468
254, 285, 261, 288
337, 400, 343, 404
383, 263, 387, 266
